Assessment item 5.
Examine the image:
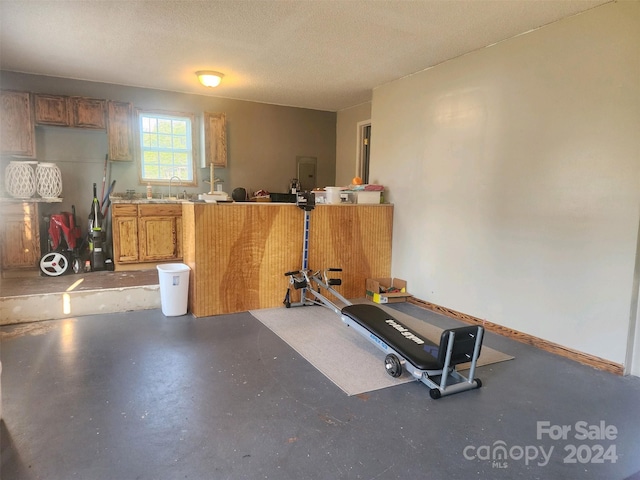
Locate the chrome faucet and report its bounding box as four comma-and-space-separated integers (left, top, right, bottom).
169, 176, 181, 199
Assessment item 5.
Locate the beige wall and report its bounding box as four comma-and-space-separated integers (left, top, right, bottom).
0, 72, 336, 222
335, 102, 371, 187
371, 2, 640, 371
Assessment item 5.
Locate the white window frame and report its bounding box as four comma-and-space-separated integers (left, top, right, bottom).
136, 109, 198, 186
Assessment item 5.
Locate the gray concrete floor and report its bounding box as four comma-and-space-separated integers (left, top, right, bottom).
0, 269, 159, 297
1, 303, 640, 480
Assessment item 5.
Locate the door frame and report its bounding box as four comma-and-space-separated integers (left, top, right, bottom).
355, 120, 371, 182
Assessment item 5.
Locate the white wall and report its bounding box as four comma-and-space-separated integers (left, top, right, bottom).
370, 1, 640, 368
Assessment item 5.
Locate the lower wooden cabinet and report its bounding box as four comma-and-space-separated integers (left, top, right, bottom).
112, 203, 182, 266
0, 202, 41, 271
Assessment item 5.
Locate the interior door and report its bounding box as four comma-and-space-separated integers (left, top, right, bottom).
297, 156, 317, 191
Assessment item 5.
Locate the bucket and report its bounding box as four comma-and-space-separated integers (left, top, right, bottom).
325, 186, 342, 204
157, 263, 190, 316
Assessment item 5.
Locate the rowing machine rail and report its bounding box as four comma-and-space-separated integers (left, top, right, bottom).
283, 194, 484, 398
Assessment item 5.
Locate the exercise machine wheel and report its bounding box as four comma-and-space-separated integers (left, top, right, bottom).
475, 378, 482, 388
429, 388, 442, 400
384, 354, 403, 378
40, 252, 70, 277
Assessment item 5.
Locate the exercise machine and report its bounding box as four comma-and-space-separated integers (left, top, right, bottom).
283, 193, 484, 399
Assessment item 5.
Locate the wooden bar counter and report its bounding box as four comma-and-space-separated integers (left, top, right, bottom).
181, 202, 393, 317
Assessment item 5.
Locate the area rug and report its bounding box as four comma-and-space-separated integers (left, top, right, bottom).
250, 301, 513, 396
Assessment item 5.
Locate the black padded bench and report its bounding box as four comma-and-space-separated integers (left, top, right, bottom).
341, 304, 484, 399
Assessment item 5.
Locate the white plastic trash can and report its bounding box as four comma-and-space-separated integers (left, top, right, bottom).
157, 263, 190, 316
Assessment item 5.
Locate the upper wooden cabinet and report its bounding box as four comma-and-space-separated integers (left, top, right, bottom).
3, 90, 134, 161
107, 100, 134, 161
34, 94, 71, 126
33, 95, 133, 160
0, 90, 36, 158
203, 112, 227, 167
70, 96, 106, 129
35, 94, 107, 130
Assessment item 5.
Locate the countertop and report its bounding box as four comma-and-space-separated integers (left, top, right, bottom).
109, 197, 193, 204
108, 196, 389, 206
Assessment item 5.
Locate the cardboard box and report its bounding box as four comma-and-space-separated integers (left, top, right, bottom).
366, 277, 412, 304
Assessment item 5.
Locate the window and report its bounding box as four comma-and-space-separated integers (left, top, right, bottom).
137, 110, 197, 185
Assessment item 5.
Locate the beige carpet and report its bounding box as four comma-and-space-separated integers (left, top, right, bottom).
250, 301, 513, 396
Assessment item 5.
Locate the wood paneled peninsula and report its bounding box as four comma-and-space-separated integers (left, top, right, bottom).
182, 202, 393, 317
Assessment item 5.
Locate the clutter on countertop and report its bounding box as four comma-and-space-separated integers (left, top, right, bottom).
251, 189, 271, 202
348, 184, 385, 191
109, 190, 195, 203
311, 182, 385, 204
231, 187, 249, 202
288, 178, 301, 194
200, 192, 231, 203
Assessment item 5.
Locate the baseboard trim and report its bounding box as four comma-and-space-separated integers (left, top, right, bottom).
408, 297, 624, 376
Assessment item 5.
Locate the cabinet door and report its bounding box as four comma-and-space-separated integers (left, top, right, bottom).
35, 94, 71, 126
138, 216, 178, 261
111, 204, 139, 263
0, 202, 40, 270
203, 112, 227, 167
112, 216, 139, 263
0, 90, 36, 157
107, 100, 134, 161
70, 97, 106, 129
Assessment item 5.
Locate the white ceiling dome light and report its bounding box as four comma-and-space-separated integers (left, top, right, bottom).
196, 71, 224, 88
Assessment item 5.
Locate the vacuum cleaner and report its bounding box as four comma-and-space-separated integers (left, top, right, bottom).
88, 182, 107, 271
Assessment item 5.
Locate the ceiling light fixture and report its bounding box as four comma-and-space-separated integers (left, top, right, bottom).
196, 71, 224, 88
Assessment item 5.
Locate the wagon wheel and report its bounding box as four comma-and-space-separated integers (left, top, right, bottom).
40, 252, 70, 277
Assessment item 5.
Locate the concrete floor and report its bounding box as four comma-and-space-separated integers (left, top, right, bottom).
0, 269, 159, 298
0, 269, 161, 324
1, 302, 640, 480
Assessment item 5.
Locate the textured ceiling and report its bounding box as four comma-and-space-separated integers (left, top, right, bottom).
0, 0, 610, 112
